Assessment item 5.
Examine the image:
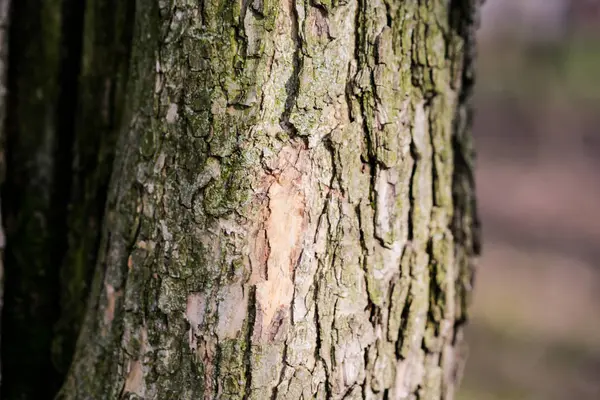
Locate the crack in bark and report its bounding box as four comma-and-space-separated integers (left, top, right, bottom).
312, 264, 331, 399
269, 338, 289, 400
235, 0, 251, 60
279, 0, 304, 139
242, 286, 256, 400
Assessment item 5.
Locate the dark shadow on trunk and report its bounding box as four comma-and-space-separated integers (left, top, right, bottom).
1, 0, 84, 397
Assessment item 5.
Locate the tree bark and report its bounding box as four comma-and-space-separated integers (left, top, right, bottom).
0, 0, 480, 398
54, 0, 481, 399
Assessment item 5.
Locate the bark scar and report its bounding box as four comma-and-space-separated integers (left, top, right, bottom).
103, 283, 122, 327
251, 143, 308, 342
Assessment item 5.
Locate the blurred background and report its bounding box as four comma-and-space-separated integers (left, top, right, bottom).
459, 0, 600, 399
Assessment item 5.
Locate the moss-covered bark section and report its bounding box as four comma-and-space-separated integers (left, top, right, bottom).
61, 0, 480, 399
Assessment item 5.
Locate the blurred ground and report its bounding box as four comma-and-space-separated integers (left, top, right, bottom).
458, 4, 600, 399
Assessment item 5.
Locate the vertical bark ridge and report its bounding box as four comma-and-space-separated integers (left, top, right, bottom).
447, 1, 482, 394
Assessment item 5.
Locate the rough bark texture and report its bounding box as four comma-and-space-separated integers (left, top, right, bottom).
55, 1, 481, 399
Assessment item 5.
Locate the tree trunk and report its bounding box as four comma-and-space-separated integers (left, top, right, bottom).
2, 0, 67, 396
4, 0, 481, 399
1, 0, 131, 397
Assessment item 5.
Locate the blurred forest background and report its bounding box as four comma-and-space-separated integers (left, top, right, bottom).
459, 0, 600, 399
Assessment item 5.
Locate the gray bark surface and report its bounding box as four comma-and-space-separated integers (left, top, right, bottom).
53, 1, 481, 399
